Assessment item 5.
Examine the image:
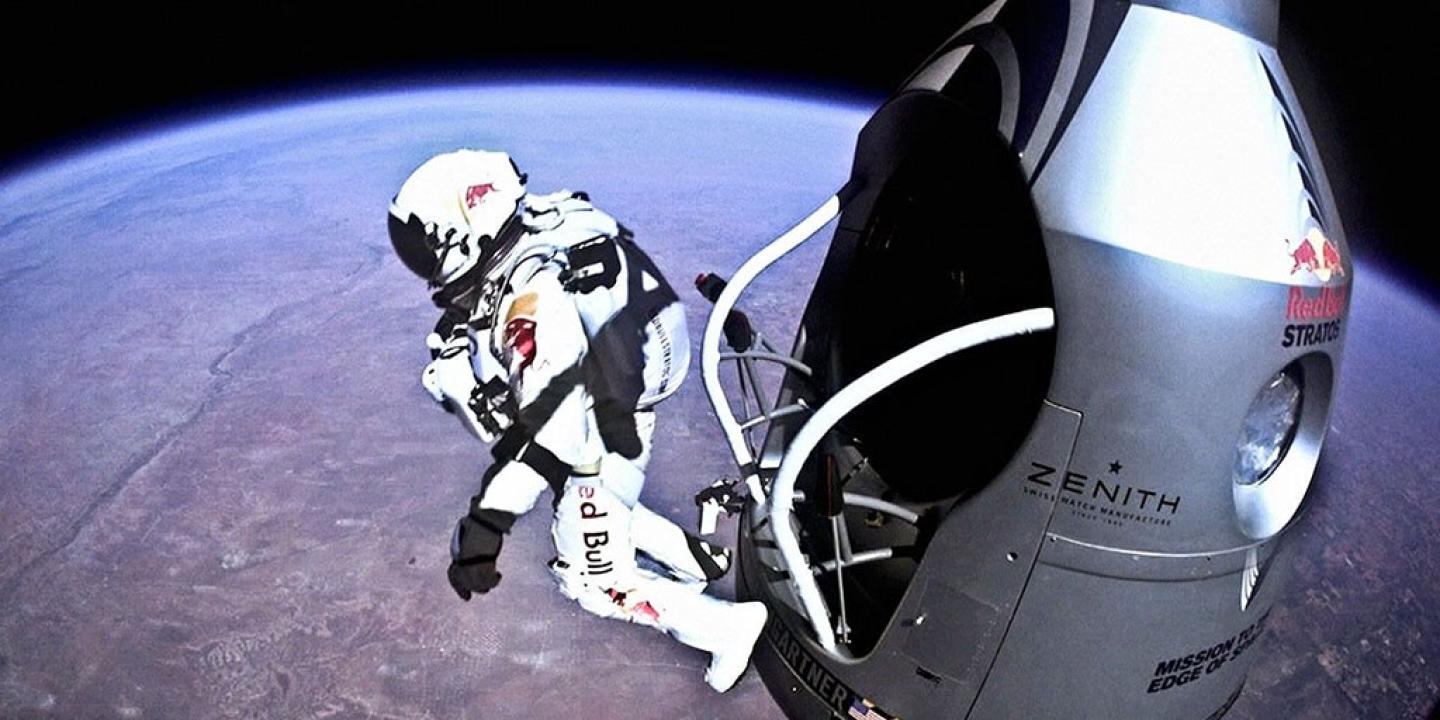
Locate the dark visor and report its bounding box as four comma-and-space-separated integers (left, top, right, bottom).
388, 210, 440, 282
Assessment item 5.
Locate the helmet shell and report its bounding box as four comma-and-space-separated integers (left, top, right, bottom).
388, 149, 527, 286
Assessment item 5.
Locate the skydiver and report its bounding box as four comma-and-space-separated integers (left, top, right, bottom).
386, 149, 768, 692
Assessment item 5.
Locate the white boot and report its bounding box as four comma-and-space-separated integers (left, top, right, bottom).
705, 601, 769, 692
603, 578, 769, 693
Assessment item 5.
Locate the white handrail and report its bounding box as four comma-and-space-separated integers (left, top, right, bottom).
700, 195, 842, 506
771, 308, 1056, 652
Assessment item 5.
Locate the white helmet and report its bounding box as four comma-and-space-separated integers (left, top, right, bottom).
387, 149, 528, 287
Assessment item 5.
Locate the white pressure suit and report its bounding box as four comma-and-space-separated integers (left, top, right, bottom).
413, 184, 766, 693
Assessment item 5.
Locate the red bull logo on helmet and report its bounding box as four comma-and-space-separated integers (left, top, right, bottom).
1287, 227, 1345, 282
464, 183, 495, 209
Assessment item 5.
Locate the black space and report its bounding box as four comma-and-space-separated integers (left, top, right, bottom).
0, 2, 1427, 291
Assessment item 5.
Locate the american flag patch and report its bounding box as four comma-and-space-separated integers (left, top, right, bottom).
847, 697, 894, 720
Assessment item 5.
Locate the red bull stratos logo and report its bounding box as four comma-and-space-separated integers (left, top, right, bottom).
1282, 281, 1347, 349
1281, 228, 1347, 348
1286, 227, 1344, 282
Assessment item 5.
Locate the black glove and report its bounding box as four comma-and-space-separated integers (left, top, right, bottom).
694, 273, 754, 352
447, 557, 499, 601
447, 507, 516, 601
595, 398, 643, 459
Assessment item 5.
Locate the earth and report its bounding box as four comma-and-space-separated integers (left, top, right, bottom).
0, 82, 1436, 719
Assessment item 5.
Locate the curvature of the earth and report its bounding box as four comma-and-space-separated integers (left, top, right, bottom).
0, 82, 1436, 719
